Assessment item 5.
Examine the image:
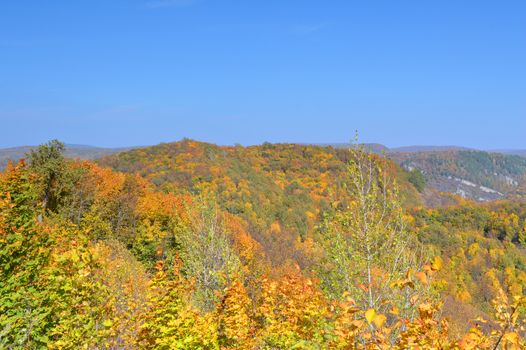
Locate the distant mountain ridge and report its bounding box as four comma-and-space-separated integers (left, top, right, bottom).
491, 149, 526, 157
0, 144, 136, 170
390, 145, 474, 153
2, 140, 526, 203
313, 143, 506, 154
312, 143, 390, 154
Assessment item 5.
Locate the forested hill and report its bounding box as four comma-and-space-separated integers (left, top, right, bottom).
322, 144, 526, 202
98, 139, 422, 239
390, 150, 526, 202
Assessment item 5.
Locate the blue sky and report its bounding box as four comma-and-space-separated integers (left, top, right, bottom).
1, 0, 525, 149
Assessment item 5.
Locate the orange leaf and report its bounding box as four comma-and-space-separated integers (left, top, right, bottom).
414, 271, 428, 285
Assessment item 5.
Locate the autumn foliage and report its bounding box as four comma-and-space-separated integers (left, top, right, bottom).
2, 140, 526, 349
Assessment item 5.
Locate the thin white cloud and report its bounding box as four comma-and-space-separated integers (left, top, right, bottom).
144, 0, 196, 9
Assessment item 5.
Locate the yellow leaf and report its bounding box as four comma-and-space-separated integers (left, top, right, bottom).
373, 314, 387, 328
431, 256, 443, 271
389, 306, 399, 315
474, 316, 487, 324
365, 308, 376, 324
503, 332, 519, 343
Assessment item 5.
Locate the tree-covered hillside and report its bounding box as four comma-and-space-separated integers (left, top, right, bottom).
2, 140, 526, 349
99, 140, 422, 242
390, 150, 526, 201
